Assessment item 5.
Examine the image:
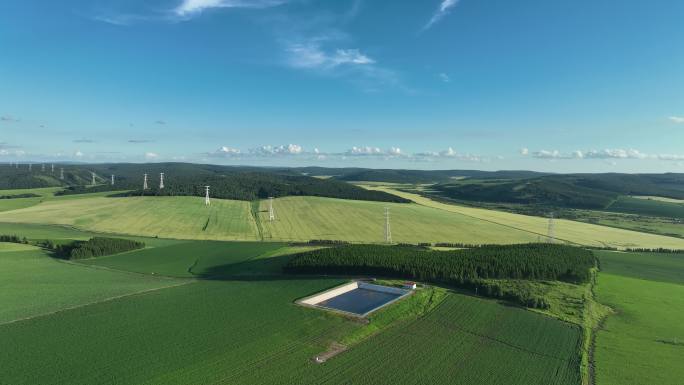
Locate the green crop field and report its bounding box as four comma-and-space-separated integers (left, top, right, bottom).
593, 251, 684, 385
259, 196, 539, 244
0, 279, 357, 385
0, 244, 185, 324
0, 187, 58, 212
0, 196, 259, 241
365, 186, 684, 249
80, 240, 286, 277
2, 187, 684, 248
596, 250, 684, 284
594, 274, 684, 385
0, 187, 62, 197
0, 278, 582, 385
294, 293, 582, 385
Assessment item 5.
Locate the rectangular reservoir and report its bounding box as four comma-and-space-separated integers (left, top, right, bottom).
299, 282, 411, 317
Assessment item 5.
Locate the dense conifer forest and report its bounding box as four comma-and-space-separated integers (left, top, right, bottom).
48, 237, 145, 260
286, 243, 595, 285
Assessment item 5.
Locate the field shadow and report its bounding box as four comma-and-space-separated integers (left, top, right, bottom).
195, 254, 335, 283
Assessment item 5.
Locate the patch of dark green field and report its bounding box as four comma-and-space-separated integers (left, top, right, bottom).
605, 196, 684, 219
79, 240, 286, 277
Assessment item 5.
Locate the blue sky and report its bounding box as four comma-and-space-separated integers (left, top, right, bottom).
1, 0, 683, 172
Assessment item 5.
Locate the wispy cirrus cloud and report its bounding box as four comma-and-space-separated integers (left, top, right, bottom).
128, 139, 154, 143
286, 43, 375, 70
669, 116, 684, 124
73, 139, 95, 143
174, 0, 287, 17
424, 0, 460, 30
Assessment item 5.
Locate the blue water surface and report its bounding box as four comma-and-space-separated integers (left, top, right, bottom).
317, 288, 402, 315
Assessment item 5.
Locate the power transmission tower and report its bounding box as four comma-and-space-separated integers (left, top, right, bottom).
60, 168, 64, 180
51, 164, 54, 173
204, 186, 211, 206
159, 173, 165, 189
28, 163, 32, 172
111, 174, 115, 186
143, 174, 148, 190
268, 197, 275, 222
41, 164, 45, 172
384, 207, 392, 244
91, 172, 96, 186
547, 213, 556, 243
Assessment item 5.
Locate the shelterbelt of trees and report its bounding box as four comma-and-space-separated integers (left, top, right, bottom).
286, 243, 595, 309
47, 237, 145, 260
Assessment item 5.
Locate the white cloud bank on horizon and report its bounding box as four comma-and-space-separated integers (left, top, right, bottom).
524, 148, 684, 161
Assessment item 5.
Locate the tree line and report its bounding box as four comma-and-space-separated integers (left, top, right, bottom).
284, 243, 595, 308
47, 237, 145, 260
0, 234, 29, 244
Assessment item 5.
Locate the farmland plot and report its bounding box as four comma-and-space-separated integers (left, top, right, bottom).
258, 196, 538, 244
81, 240, 286, 277
287, 294, 581, 385
365, 186, 684, 249
0, 245, 185, 324
0, 196, 260, 241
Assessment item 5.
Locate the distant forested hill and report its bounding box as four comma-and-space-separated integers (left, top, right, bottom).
430, 174, 684, 210
3, 163, 683, 209
315, 168, 550, 183
0, 163, 408, 203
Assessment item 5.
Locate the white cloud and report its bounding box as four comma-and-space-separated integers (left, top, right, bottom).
388, 147, 402, 156
584, 149, 647, 159
413, 147, 487, 162
74, 150, 84, 158
217, 146, 241, 155
529, 148, 684, 162
669, 116, 684, 124
424, 0, 460, 30
145, 152, 159, 160
250, 144, 304, 155
658, 154, 684, 161
174, 0, 286, 17
0, 115, 20, 123
346, 146, 383, 155
440, 147, 457, 157
533, 150, 562, 159
520, 148, 529, 156
438, 73, 451, 83
286, 43, 375, 70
